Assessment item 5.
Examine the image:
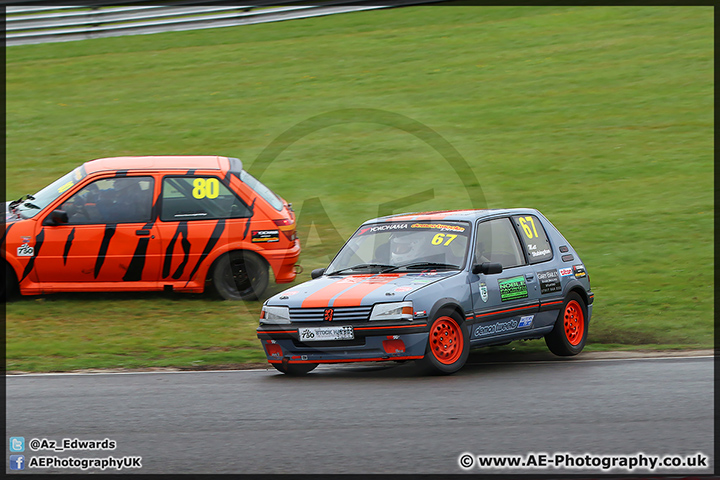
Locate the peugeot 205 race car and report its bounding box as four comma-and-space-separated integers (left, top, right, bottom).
3, 156, 299, 300
257, 209, 593, 375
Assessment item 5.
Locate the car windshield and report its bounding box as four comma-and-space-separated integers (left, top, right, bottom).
14, 165, 87, 219
326, 221, 471, 274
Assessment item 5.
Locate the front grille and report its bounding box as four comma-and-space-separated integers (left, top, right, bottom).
289, 306, 373, 322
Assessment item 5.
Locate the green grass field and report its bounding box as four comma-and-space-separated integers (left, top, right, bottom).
5, 6, 713, 372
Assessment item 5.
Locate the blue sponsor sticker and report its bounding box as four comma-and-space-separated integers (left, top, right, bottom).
518, 315, 534, 328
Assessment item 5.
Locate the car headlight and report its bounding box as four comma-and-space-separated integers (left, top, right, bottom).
260, 305, 291, 325
369, 301, 414, 321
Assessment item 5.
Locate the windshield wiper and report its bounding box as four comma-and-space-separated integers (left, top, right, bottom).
382, 262, 461, 273
326, 263, 395, 275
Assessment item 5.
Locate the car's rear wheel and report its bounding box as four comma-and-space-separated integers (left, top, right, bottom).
272, 362, 318, 376
545, 292, 588, 356
416, 310, 470, 375
212, 250, 269, 301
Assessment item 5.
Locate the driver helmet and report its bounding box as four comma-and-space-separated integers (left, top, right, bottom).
389, 232, 425, 264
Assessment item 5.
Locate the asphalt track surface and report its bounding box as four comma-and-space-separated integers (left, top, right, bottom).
5, 353, 714, 475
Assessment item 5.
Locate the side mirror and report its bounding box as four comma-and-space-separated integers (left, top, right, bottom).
42, 209, 69, 226
472, 262, 503, 275
311, 268, 326, 279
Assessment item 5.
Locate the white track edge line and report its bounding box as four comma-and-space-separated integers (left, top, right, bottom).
6, 354, 714, 377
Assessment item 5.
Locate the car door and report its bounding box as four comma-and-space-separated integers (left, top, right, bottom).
33, 175, 162, 288
468, 217, 541, 344
155, 174, 252, 289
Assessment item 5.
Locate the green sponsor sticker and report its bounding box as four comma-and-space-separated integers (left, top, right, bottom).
498, 275, 528, 302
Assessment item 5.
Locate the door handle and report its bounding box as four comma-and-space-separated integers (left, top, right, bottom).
136, 229, 150, 236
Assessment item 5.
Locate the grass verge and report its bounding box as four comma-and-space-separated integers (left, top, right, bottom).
5, 6, 713, 371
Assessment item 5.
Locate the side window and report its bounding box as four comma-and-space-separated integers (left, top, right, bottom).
60, 176, 154, 225
511, 215, 553, 264
160, 176, 251, 221
474, 218, 525, 269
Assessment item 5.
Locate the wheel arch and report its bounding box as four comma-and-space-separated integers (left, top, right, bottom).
205, 245, 271, 284
563, 279, 590, 306
428, 297, 467, 324
3, 255, 22, 280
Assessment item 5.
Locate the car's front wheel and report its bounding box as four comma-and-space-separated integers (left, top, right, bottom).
416, 310, 470, 375
272, 362, 318, 376
2, 263, 18, 302
212, 250, 269, 300
545, 292, 588, 356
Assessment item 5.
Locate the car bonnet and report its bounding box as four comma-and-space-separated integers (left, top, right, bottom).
267, 271, 457, 309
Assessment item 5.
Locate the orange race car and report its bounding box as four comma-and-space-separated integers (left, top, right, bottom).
3, 156, 300, 300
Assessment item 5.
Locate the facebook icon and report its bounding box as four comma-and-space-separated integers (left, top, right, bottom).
9, 454, 25, 470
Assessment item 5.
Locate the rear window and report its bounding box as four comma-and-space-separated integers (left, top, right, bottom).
161, 176, 251, 221
511, 214, 553, 264
240, 171, 283, 211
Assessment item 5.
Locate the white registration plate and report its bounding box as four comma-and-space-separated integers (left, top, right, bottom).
298, 325, 354, 342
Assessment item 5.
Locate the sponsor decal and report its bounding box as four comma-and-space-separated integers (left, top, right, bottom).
498, 275, 528, 302
474, 319, 518, 337
394, 286, 413, 292
414, 310, 427, 317
17, 242, 34, 257
410, 223, 466, 232
361, 223, 408, 234
518, 315, 534, 328
418, 270, 438, 277
530, 248, 551, 258
284, 290, 300, 296
21, 236, 31, 243
251, 230, 280, 243
58, 180, 74, 194
559, 267, 573, 277
479, 282, 488, 302
573, 264, 587, 278
537, 269, 561, 294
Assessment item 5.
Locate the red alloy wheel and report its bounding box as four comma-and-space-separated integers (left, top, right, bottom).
429, 316, 464, 365
564, 299, 585, 346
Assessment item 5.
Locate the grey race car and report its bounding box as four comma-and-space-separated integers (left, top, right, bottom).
257, 209, 593, 375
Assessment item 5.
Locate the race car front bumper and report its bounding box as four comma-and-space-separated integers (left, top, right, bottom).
256, 321, 429, 364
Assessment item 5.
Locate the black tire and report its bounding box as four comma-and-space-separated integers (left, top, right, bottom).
545, 292, 588, 356
211, 251, 269, 301
272, 362, 318, 376
2, 264, 18, 303
416, 309, 470, 375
